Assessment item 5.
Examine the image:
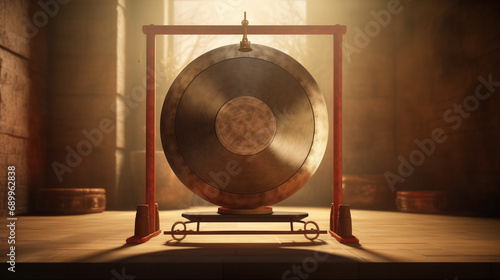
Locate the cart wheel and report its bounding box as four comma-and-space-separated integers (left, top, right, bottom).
304, 221, 320, 241
171, 221, 187, 241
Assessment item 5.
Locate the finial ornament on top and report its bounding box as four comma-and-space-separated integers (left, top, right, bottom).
239, 12, 252, 52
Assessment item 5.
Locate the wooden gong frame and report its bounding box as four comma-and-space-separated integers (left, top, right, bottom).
126, 24, 358, 244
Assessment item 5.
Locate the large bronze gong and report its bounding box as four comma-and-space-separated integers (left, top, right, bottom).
160, 44, 328, 209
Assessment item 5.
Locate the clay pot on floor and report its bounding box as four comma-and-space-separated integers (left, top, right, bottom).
36, 188, 106, 214
396, 191, 448, 214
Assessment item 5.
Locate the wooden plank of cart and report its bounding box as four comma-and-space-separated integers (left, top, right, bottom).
164, 211, 326, 241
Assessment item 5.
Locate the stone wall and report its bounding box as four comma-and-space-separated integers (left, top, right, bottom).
0, 0, 49, 216
46, 0, 125, 209
0, 0, 154, 213
390, 0, 500, 215
299, 0, 500, 215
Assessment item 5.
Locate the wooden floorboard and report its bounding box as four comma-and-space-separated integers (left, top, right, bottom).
1, 206, 499, 279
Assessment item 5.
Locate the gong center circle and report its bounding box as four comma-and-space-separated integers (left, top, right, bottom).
215, 96, 276, 155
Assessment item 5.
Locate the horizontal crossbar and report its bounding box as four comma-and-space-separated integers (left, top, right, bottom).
143, 25, 347, 35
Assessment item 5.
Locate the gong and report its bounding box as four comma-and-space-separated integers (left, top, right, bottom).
160, 44, 328, 209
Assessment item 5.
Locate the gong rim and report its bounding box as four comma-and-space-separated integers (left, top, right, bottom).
160, 44, 328, 209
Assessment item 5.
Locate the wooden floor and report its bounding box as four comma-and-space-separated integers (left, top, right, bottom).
1, 206, 500, 279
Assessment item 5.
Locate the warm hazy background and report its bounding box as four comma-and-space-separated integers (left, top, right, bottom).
1, 0, 499, 216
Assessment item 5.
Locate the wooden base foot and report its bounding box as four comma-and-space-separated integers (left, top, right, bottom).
329, 230, 359, 244
126, 229, 161, 244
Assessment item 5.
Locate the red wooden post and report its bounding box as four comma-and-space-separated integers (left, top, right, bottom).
333, 32, 343, 233
126, 30, 162, 244
146, 32, 156, 234
330, 32, 359, 244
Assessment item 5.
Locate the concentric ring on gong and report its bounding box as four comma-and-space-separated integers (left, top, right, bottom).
160, 44, 328, 209
215, 96, 276, 156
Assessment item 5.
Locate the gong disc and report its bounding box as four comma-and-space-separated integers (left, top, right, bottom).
160, 44, 328, 209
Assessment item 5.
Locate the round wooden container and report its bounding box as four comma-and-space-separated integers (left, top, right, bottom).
36, 188, 106, 214
396, 191, 448, 214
